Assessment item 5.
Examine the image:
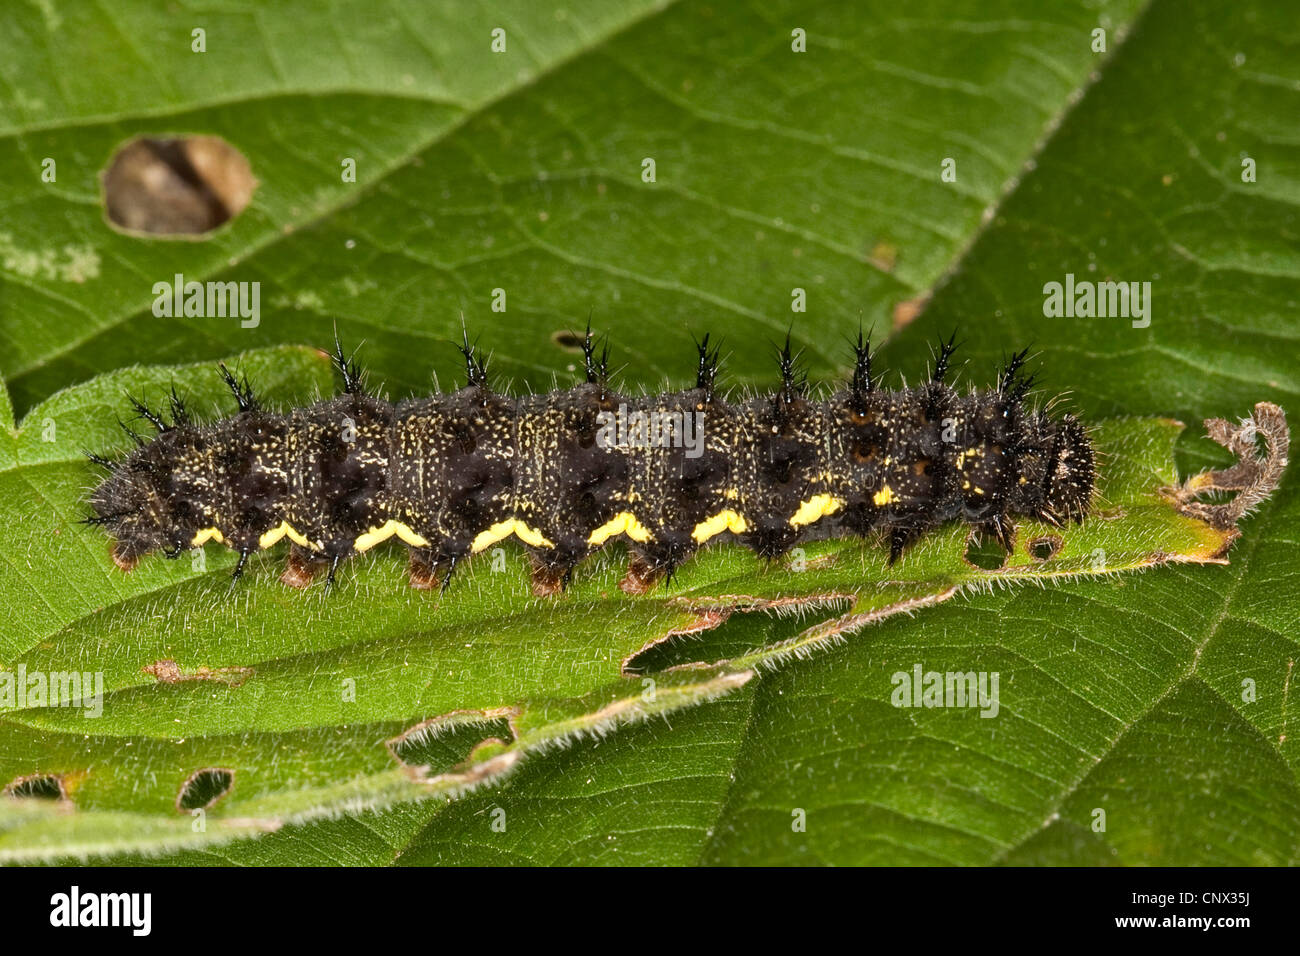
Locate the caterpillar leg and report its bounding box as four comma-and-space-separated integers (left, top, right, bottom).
230, 546, 253, 584
619, 553, 664, 596
407, 547, 441, 590
408, 545, 467, 592
528, 552, 577, 598
110, 541, 141, 573
981, 513, 1017, 553
619, 539, 693, 595
746, 526, 801, 562
325, 554, 344, 590
529, 564, 568, 598
887, 526, 919, 566
281, 544, 323, 589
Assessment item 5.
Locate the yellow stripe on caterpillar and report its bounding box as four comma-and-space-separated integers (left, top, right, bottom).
471, 518, 555, 553
873, 485, 896, 506
258, 523, 287, 548
353, 519, 431, 552
788, 494, 843, 528
587, 512, 653, 546
191, 527, 225, 546
257, 521, 313, 549
692, 509, 748, 543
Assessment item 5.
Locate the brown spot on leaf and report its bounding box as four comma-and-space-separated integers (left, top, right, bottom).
892, 294, 929, 331
868, 240, 898, 272
143, 659, 252, 687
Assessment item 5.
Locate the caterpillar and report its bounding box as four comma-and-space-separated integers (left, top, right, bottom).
85, 329, 1096, 596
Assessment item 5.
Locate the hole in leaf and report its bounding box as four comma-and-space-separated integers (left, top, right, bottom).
389, 715, 516, 775
1028, 535, 1063, 562
102, 135, 255, 237
625, 608, 818, 675
176, 767, 234, 812
963, 532, 1008, 571
551, 329, 586, 352
3, 773, 66, 801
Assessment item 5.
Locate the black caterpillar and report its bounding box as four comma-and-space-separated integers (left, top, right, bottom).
86, 330, 1096, 595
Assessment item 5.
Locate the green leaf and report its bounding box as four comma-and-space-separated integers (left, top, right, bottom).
1, 0, 1296, 865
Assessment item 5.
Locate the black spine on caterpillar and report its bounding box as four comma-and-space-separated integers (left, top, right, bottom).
86, 331, 1096, 594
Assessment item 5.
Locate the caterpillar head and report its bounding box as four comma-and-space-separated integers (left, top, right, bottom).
1042, 415, 1096, 522
1009, 413, 1095, 525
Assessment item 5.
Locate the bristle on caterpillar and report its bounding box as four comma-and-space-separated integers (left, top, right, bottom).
85, 330, 1097, 593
